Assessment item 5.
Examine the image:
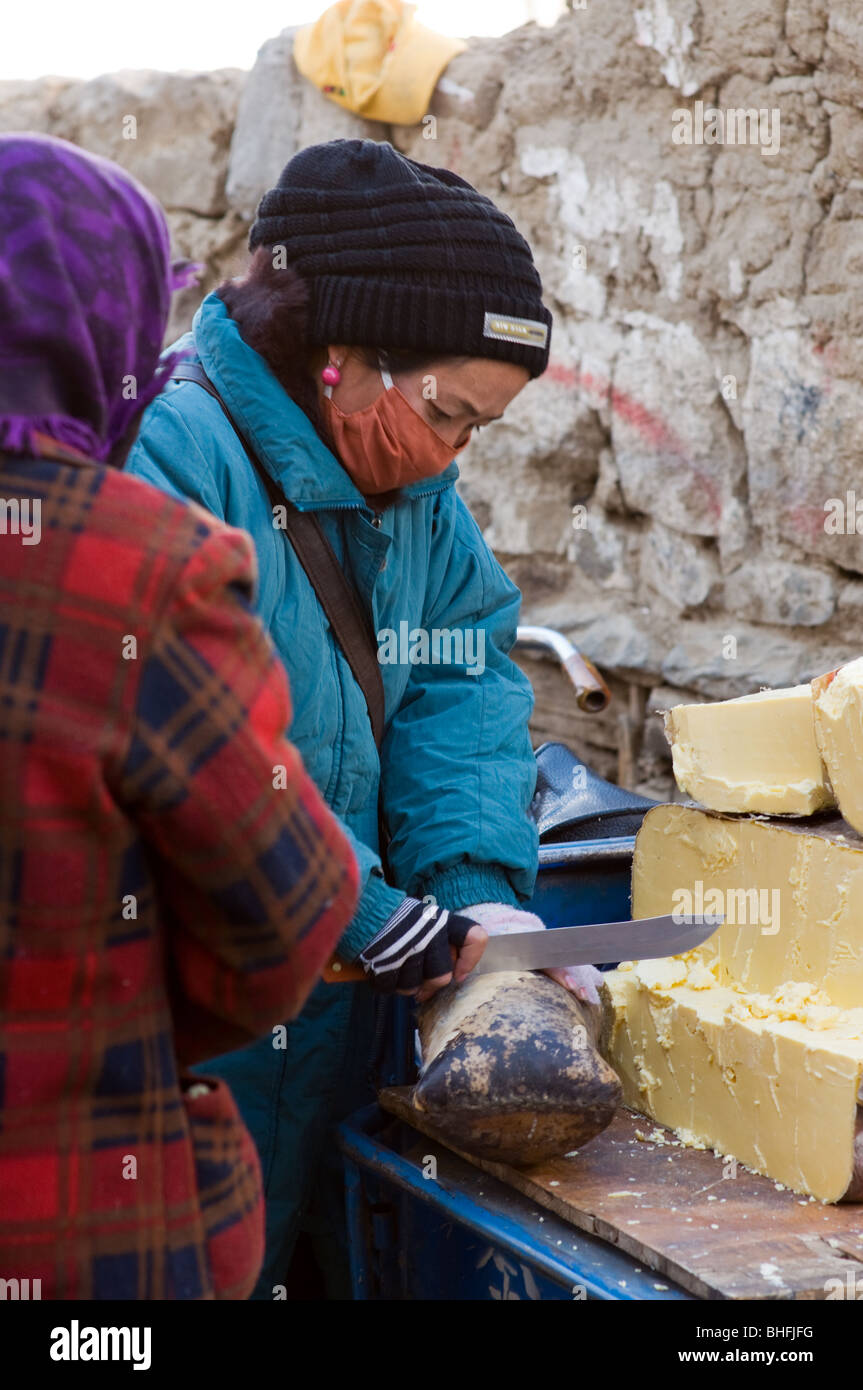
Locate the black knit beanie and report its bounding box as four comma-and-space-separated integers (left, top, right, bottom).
249, 139, 552, 378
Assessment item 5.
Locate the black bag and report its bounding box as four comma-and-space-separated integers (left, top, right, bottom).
531, 741, 658, 843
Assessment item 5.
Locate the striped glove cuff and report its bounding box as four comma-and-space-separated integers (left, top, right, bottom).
358, 897, 477, 994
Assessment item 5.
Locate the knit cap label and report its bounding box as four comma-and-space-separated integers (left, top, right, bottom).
483, 312, 548, 349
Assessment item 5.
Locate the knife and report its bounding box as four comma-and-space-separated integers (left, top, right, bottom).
322, 912, 723, 983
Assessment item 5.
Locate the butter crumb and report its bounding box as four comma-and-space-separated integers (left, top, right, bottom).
686, 961, 716, 990
675, 1128, 707, 1150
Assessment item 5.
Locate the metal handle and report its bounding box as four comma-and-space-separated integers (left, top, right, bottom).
515, 626, 611, 713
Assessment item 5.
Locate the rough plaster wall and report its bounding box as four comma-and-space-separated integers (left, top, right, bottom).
3, 3, 863, 792
393, 0, 863, 791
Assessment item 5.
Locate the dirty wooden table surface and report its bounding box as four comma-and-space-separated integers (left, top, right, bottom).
380, 1087, 863, 1300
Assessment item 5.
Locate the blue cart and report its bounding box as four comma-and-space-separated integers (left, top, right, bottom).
339, 1099, 691, 1300
337, 731, 684, 1300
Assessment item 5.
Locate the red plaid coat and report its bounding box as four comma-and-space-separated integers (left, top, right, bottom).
0, 449, 359, 1300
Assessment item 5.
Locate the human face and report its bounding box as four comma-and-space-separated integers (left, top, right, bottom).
316, 347, 531, 449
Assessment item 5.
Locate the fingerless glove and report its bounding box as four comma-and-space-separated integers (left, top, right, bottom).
359, 897, 478, 994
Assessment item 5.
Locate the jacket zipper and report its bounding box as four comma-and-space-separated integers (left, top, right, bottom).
292, 472, 455, 515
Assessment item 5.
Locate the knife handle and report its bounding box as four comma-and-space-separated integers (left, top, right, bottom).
323, 944, 462, 985
323, 956, 367, 984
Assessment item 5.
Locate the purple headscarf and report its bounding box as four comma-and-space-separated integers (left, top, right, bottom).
0, 133, 199, 462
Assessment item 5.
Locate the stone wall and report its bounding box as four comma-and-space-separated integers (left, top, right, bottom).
4, 1, 863, 795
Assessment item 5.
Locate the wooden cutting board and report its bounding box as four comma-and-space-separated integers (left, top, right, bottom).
379, 1088, 863, 1299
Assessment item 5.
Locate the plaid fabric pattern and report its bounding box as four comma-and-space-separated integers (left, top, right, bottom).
0, 453, 359, 1299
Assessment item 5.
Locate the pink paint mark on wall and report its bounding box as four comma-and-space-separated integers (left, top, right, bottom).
547, 360, 689, 456
546, 359, 723, 522
787, 503, 829, 546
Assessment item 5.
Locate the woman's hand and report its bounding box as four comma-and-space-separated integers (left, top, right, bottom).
358, 897, 487, 1002
460, 902, 605, 1006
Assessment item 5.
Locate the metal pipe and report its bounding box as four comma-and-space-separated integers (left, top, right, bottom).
537, 837, 637, 867
515, 625, 611, 713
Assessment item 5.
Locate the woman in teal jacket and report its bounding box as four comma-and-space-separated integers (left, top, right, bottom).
128, 139, 591, 1298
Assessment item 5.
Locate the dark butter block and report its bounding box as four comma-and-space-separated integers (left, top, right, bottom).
413, 971, 621, 1167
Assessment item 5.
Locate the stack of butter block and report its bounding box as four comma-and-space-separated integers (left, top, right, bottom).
600, 657, 863, 1202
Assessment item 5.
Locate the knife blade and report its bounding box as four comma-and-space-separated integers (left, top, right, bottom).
469, 912, 723, 976
322, 912, 723, 983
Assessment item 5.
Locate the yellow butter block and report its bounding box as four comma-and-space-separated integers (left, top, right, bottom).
633, 802, 863, 1009
665, 685, 835, 816
602, 960, 863, 1202
813, 660, 863, 836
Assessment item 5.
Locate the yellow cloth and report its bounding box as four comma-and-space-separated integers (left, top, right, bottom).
294, 0, 467, 125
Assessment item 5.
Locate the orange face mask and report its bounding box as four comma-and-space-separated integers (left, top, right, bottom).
322, 354, 470, 495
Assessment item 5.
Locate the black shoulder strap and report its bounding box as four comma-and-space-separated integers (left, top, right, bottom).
170, 362, 386, 751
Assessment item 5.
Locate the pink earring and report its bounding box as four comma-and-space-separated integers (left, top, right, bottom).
322, 362, 341, 385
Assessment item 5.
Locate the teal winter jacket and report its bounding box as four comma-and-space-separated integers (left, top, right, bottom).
127, 290, 540, 1293
128, 293, 539, 951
